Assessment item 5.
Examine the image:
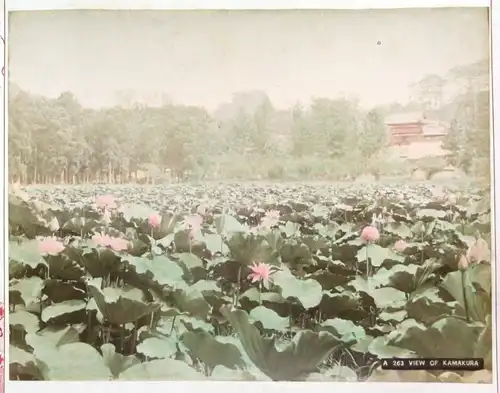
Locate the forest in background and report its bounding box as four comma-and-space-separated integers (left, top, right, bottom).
7, 59, 489, 184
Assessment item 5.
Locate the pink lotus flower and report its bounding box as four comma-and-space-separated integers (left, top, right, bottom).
92, 234, 129, 252
148, 213, 162, 229
185, 214, 203, 240
467, 238, 490, 263
96, 195, 117, 210
92, 234, 112, 247
394, 240, 408, 253
248, 262, 273, 283
38, 237, 65, 255
107, 237, 130, 252
361, 226, 380, 242
458, 254, 469, 271
186, 214, 203, 231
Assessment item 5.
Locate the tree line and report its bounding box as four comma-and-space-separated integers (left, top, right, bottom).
8, 85, 389, 184
7, 58, 489, 184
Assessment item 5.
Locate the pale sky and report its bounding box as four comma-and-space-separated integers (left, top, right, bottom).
8, 8, 489, 111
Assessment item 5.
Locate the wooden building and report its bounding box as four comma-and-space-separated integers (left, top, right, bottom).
385, 111, 451, 163
385, 111, 448, 146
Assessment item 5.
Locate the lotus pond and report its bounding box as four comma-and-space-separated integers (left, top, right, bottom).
8, 182, 493, 382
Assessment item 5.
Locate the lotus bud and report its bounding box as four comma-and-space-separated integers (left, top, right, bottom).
48, 216, 60, 232
102, 209, 112, 226
458, 254, 469, 271
467, 238, 490, 263
394, 240, 408, 253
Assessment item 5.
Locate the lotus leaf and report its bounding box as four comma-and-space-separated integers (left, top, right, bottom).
88, 280, 160, 325
220, 305, 339, 381
8, 182, 492, 382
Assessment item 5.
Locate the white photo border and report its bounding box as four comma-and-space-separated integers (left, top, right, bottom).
1, 1, 498, 392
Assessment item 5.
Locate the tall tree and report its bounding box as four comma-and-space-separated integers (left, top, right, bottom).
357, 109, 388, 172
411, 74, 446, 111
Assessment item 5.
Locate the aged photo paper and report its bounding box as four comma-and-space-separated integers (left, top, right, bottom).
3, 3, 496, 391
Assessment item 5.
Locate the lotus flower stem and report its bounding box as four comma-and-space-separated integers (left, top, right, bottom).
120, 325, 125, 352
86, 311, 92, 343
343, 348, 358, 368
169, 315, 177, 336
259, 281, 262, 305
149, 311, 155, 330
461, 270, 470, 322
235, 265, 242, 305
131, 323, 138, 353
365, 246, 371, 278
105, 326, 111, 344
151, 228, 154, 256
206, 364, 213, 377
420, 233, 425, 265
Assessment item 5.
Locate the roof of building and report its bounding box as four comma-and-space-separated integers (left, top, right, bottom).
385, 111, 426, 125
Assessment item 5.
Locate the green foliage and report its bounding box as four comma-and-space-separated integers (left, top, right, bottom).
8, 86, 216, 184
9, 86, 393, 184
441, 60, 490, 180
9, 59, 490, 184
358, 109, 388, 171
442, 90, 489, 176
8, 182, 492, 381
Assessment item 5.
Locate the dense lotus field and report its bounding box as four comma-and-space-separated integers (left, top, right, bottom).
8, 182, 493, 382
